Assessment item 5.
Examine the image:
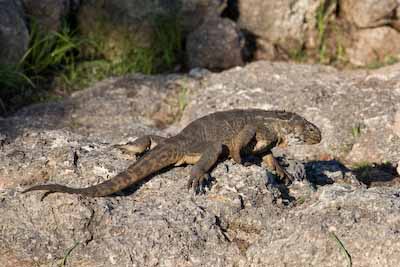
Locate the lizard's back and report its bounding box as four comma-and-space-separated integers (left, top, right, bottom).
177, 109, 294, 143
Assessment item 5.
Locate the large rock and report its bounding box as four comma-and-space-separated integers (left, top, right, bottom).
347, 27, 400, 66
77, 0, 181, 62
2, 61, 400, 266
22, 0, 72, 33
179, 62, 400, 163
236, 0, 321, 59
180, 0, 227, 33
340, 0, 398, 28
0, 0, 29, 65
186, 17, 244, 70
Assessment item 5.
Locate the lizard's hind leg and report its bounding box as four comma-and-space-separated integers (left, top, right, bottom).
115, 135, 166, 155
187, 142, 223, 194
230, 125, 257, 164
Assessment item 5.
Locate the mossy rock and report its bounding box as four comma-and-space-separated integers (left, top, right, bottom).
77, 0, 182, 73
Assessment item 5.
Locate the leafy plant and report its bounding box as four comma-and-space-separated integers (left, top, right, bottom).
21, 21, 84, 79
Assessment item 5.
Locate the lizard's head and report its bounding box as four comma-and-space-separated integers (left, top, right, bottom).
278, 114, 321, 146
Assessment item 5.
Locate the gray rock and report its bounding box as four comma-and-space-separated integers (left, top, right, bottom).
180, 0, 227, 33
22, 0, 72, 33
77, 0, 181, 61
236, 0, 321, 59
186, 17, 244, 70
178, 61, 400, 163
0, 74, 198, 142
2, 61, 400, 266
347, 27, 400, 66
0, 0, 29, 65
340, 0, 398, 28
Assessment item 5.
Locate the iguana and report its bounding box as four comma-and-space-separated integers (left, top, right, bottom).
22, 109, 321, 197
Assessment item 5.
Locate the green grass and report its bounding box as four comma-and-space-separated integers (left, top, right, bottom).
21, 22, 83, 78
366, 55, 399, 69
0, 21, 84, 114
329, 232, 352, 267
58, 241, 80, 267
178, 85, 189, 112
58, 14, 182, 92
0, 15, 183, 113
289, 47, 307, 62
351, 124, 362, 138
315, 0, 337, 64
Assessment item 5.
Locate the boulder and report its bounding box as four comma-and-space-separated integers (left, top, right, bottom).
0, 0, 29, 65
77, 0, 181, 62
347, 27, 400, 66
186, 17, 244, 70
2, 61, 400, 266
340, 0, 398, 28
236, 0, 321, 60
22, 0, 72, 33
180, 0, 227, 33
179, 61, 400, 164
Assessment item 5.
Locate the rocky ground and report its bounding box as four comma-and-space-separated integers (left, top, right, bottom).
1, 61, 400, 266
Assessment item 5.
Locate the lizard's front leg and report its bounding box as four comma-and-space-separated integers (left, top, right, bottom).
115, 135, 166, 155
187, 142, 223, 194
263, 153, 294, 184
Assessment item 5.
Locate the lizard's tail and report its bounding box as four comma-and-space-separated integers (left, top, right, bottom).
22, 145, 180, 197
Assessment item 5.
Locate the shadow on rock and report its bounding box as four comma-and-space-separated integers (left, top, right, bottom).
305, 160, 355, 186
351, 162, 400, 188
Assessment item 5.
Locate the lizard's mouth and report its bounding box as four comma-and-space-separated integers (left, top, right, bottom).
285, 134, 305, 146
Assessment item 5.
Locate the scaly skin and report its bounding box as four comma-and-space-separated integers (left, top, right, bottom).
23, 109, 321, 197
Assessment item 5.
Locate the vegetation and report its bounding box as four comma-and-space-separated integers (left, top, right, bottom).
366, 55, 399, 69
316, 0, 338, 64
0, 15, 183, 115
329, 231, 352, 267
351, 123, 362, 139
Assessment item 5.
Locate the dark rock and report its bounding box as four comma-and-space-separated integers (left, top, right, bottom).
181, 0, 227, 33
22, 0, 72, 33
77, 0, 181, 62
0, 0, 29, 65
186, 17, 244, 70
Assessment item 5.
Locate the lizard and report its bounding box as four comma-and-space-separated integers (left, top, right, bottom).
22, 109, 321, 197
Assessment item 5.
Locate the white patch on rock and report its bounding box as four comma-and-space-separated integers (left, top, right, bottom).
93, 165, 114, 177
393, 110, 400, 138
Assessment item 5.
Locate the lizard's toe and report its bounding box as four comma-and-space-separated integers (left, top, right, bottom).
187, 174, 211, 194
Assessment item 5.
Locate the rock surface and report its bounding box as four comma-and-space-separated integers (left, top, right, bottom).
1, 61, 400, 266
347, 27, 400, 66
236, 0, 321, 59
0, 0, 29, 65
180, 0, 227, 33
340, 0, 398, 28
186, 17, 244, 70
77, 0, 181, 61
22, 0, 72, 33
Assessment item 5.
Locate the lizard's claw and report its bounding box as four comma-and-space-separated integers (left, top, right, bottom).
275, 164, 295, 185
187, 173, 211, 194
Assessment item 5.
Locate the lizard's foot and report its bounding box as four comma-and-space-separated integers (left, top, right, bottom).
187, 173, 212, 194
263, 154, 294, 185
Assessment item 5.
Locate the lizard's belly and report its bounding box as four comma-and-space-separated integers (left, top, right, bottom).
175, 154, 202, 166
